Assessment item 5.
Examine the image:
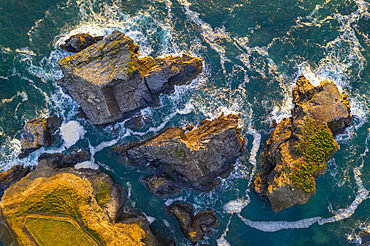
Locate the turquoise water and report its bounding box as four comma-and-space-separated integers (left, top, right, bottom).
0, 0, 369, 245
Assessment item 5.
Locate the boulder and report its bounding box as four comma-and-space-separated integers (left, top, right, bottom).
19, 115, 62, 158
114, 113, 244, 193
168, 203, 217, 244
60, 33, 103, 53
253, 75, 352, 212
0, 152, 160, 246
58, 30, 203, 125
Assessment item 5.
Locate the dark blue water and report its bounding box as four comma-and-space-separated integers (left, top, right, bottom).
0, 0, 369, 245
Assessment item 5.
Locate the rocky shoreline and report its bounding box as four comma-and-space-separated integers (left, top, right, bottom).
0, 28, 355, 245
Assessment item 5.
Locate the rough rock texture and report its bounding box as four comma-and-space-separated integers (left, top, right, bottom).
0, 165, 31, 198
58, 30, 203, 125
168, 203, 217, 244
0, 152, 160, 246
142, 175, 181, 197
360, 231, 370, 246
253, 75, 352, 212
60, 33, 103, 53
19, 115, 62, 158
114, 113, 244, 193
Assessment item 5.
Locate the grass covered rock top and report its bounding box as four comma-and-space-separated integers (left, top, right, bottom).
253, 75, 352, 212
0, 152, 160, 246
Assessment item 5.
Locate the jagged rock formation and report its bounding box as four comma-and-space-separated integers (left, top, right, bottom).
19, 115, 62, 158
0, 152, 159, 246
60, 33, 103, 53
0, 165, 31, 198
58, 30, 203, 125
168, 203, 217, 244
114, 113, 244, 193
253, 75, 352, 212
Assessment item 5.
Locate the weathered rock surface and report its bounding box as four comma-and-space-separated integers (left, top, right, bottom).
58, 30, 203, 125
142, 175, 181, 197
360, 230, 370, 246
0, 152, 160, 246
0, 165, 31, 198
168, 203, 217, 244
60, 33, 103, 53
19, 115, 62, 158
253, 75, 352, 212
114, 113, 244, 193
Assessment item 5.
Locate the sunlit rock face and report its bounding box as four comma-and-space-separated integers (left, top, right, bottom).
58, 30, 203, 125
19, 115, 62, 158
114, 113, 245, 193
0, 152, 160, 246
253, 75, 352, 213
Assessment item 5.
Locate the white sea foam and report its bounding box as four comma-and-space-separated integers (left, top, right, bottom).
60, 121, 85, 149
239, 215, 322, 232
143, 213, 156, 224
74, 161, 99, 170
217, 237, 232, 246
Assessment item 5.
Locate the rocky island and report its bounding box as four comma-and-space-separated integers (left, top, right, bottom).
114, 113, 245, 194
58, 30, 203, 125
0, 152, 160, 246
253, 75, 352, 212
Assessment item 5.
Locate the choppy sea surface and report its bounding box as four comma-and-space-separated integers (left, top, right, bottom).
0, 0, 369, 245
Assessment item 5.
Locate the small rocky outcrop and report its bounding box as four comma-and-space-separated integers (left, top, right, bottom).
0, 165, 31, 198
0, 152, 160, 246
114, 113, 244, 193
253, 75, 352, 212
60, 33, 103, 53
168, 203, 217, 244
142, 175, 181, 197
19, 115, 62, 158
58, 30, 203, 125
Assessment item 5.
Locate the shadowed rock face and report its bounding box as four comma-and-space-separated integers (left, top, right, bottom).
253, 75, 352, 212
60, 33, 103, 53
0, 165, 31, 198
114, 113, 244, 193
19, 115, 62, 158
0, 152, 160, 246
58, 30, 203, 125
168, 203, 217, 244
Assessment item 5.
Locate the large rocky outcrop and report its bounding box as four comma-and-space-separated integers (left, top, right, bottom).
114, 113, 244, 193
0, 152, 160, 246
19, 115, 62, 158
58, 30, 203, 125
253, 75, 352, 212
168, 203, 217, 244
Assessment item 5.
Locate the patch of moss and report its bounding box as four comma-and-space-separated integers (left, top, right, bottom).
174, 147, 186, 162
291, 119, 337, 192
94, 181, 111, 207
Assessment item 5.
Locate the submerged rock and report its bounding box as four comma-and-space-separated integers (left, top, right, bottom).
168, 203, 217, 244
0, 152, 160, 246
114, 113, 244, 193
19, 115, 62, 158
58, 30, 203, 125
60, 33, 103, 53
253, 75, 352, 212
142, 175, 181, 197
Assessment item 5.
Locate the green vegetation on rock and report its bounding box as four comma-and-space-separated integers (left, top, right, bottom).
291, 119, 337, 192
94, 181, 111, 207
